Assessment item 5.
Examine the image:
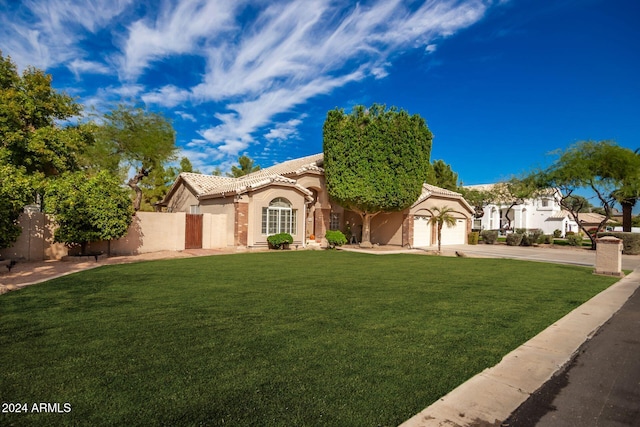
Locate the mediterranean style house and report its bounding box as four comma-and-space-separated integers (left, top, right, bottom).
464, 184, 579, 237
159, 153, 474, 248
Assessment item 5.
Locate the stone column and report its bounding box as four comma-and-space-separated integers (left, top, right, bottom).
234, 202, 249, 247
314, 208, 331, 240
402, 214, 414, 248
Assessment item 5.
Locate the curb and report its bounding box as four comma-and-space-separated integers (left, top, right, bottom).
399, 268, 640, 427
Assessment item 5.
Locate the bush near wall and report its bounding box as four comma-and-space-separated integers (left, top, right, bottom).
468, 232, 479, 245
566, 234, 583, 246
506, 233, 523, 246
480, 230, 499, 245
267, 233, 293, 249
325, 230, 347, 249
597, 232, 640, 255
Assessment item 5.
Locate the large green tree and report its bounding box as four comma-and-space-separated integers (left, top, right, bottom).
44, 170, 134, 254
0, 52, 91, 177
536, 140, 638, 249
323, 104, 432, 247
0, 52, 90, 249
89, 105, 177, 211
0, 160, 33, 249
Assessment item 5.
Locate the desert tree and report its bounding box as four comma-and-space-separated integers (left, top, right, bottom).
89, 105, 177, 211
536, 140, 638, 249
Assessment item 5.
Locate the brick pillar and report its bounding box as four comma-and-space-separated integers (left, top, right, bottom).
402, 214, 414, 248
314, 208, 331, 239
234, 202, 249, 246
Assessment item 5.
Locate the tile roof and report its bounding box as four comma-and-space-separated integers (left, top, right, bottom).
169, 153, 470, 208
180, 173, 236, 194
199, 175, 313, 199
240, 153, 324, 180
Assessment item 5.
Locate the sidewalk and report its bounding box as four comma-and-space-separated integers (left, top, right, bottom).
0, 248, 236, 294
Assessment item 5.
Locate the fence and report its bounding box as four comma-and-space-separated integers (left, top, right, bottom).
0, 211, 228, 261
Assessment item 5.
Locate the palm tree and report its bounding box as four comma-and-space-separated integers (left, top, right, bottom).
429, 206, 457, 253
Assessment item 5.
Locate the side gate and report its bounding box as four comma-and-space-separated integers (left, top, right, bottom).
185, 214, 203, 249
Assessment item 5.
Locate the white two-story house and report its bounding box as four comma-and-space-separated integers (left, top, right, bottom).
465, 184, 579, 237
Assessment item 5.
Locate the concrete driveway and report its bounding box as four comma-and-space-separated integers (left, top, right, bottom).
435, 243, 640, 271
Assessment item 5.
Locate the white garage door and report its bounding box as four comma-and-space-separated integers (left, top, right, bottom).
413, 215, 432, 247
440, 219, 467, 246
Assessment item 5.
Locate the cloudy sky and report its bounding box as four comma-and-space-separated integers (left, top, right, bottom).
1, 0, 638, 187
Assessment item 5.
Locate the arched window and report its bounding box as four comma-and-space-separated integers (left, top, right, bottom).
262, 198, 297, 235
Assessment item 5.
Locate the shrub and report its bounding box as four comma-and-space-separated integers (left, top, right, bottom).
553, 229, 562, 238
480, 230, 499, 245
566, 231, 575, 236
522, 229, 544, 247
267, 233, 293, 249
540, 234, 553, 244
506, 233, 523, 246
325, 230, 347, 249
597, 232, 640, 255
468, 231, 479, 245
566, 234, 583, 246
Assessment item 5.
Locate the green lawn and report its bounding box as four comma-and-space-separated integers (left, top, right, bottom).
0, 251, 620, 426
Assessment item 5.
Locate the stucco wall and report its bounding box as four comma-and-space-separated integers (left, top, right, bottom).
200, 199, 236, 246
0, 212, 67, 261
371, 211, 404, 245
166, 183, 199, 212
1, 212, 228, 260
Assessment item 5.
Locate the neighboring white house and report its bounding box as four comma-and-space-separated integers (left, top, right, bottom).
465, 184, 579, 237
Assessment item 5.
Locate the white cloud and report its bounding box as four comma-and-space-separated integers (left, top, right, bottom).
0, 0, 493, 163
264, 118, 304, 142
142, 85, 191, 108
188, 0, 488, 158
68, 59, 111, 78
118, 0, 241, 80
0, 0, 132, 71
176, 111, 197, 122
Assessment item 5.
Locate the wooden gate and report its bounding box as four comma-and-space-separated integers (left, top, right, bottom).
185, 214, 203, 249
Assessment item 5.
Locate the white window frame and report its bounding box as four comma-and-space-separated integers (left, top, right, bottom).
262, 198, 297, 235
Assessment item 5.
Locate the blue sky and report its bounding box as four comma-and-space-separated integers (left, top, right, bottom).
1, 0, 638, 191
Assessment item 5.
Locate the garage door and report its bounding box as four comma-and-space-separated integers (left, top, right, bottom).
413, 215, 432, 247
440, 218, 467, 246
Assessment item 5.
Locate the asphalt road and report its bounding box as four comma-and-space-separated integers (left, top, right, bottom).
503, 285, 640, 426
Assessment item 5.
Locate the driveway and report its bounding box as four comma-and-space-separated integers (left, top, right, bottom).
436, 243, 640, 271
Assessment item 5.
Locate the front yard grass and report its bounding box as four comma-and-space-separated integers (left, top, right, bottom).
0, 251, 620, 426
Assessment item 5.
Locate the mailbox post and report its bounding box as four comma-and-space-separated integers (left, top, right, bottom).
594, 236, 624, 277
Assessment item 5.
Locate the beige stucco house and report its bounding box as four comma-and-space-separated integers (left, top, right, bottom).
159, 153, 474, 249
